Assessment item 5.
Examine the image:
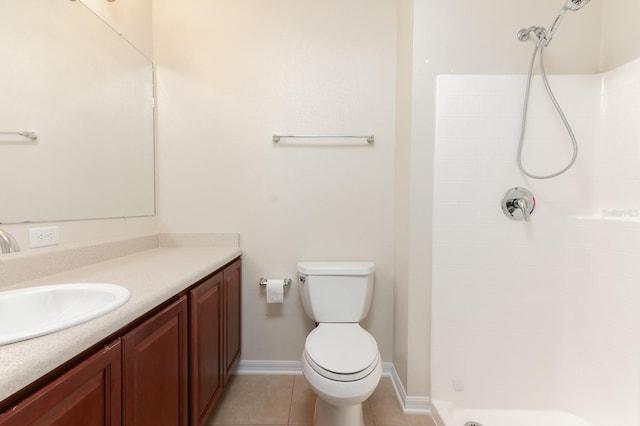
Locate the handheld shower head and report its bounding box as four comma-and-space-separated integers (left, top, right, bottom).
564, 0, 591, 11
515, 0, 591, 179
517, 0, 592, 46
540, 0, 591, 46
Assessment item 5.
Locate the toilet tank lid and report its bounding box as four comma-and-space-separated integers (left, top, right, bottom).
297, 262, 375, 276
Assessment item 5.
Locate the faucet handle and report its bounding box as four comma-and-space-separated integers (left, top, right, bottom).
501, 188, 535, 222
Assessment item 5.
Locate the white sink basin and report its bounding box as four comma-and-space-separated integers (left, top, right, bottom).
0, 283, 130, 346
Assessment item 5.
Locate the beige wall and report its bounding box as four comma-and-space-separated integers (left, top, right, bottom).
601, 0, 640, 71
393, 0, 414, 394
81, 0, 153, 59
153, 0, 398, 362
416, 0, 602, 76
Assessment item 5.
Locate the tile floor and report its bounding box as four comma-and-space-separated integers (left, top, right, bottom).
205, 375, 436, 426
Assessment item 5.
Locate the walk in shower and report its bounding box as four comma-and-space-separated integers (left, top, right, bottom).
430, 1, 640, 425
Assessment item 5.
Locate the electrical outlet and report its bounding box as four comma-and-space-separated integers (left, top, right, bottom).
29, 226, 59, 248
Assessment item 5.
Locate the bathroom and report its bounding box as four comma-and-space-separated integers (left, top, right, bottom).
0, 0, 639, 425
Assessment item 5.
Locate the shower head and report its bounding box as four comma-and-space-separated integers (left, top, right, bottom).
539, 0, 591, 46
517, 0, 591, 45
564, 0, 591, 11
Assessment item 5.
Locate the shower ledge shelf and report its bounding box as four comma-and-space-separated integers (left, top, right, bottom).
571, 215, 640, 223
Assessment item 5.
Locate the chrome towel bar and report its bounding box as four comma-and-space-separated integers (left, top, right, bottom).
0, 131, 38, 141
272, 134, 374, 144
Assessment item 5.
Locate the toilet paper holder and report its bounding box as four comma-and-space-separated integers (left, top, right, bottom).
259, 278, 292, 287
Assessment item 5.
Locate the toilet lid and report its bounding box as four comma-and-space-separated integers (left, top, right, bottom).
304, 323, 379, 381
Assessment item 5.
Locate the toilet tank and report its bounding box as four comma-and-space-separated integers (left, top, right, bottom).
297, 262, 375, 323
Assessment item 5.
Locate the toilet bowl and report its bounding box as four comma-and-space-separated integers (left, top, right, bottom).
301, 323, 382, 426
297, 262, 381, 426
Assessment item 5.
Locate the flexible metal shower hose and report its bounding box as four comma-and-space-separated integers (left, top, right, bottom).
517, 45, 578, 179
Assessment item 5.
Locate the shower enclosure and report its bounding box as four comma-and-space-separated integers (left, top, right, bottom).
431, 56, 640, 426
430, 1, 640, 424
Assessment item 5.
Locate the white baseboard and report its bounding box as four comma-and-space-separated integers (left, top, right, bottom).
386, 363, 432, 415
235, 360, 432, 415
235, 359, 302, 375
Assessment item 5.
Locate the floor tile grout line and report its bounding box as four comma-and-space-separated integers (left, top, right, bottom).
287, 375, 296, 425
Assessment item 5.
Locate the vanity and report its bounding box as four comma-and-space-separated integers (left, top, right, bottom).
0, 234, 242, 426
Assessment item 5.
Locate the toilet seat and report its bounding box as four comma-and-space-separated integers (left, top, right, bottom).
304, 323, 379, 382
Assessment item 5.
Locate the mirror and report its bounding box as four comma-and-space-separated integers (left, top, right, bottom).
0, 0, 155, 223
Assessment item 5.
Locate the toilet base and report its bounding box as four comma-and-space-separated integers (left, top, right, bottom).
314, 397, 363, 426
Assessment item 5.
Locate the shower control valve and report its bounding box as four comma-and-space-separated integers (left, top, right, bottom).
501, 187, 535, 222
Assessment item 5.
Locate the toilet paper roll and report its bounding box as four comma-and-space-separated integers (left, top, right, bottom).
266, 279, 285, 304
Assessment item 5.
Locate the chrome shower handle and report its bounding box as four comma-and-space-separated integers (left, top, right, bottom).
515, 198, 531, 222
501, 187, 535, 222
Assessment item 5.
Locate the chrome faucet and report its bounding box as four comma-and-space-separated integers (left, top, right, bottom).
0, 229, 20, 254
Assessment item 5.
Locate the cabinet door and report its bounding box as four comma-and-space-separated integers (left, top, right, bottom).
123, 297, 188, 426
189, 272, 223, 426
223, 259, 241, 383
0, 340, 122, 426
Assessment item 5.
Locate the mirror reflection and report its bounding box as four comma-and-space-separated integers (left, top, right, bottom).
0, 0, 155, 223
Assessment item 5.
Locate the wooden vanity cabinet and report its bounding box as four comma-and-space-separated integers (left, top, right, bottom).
189, 272, 223, 425
0, 257, 241, 426
0, 340, 122, 426
189, 258, 242, 426
123, 296, 189, 426
222, 259, 241, 383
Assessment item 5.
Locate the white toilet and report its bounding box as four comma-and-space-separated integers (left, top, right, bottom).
297, 261, 382, 426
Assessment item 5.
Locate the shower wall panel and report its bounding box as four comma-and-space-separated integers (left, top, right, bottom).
432, 60, 640, 426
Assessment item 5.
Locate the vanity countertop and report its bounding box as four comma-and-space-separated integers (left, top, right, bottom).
0, 245, 242, 403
